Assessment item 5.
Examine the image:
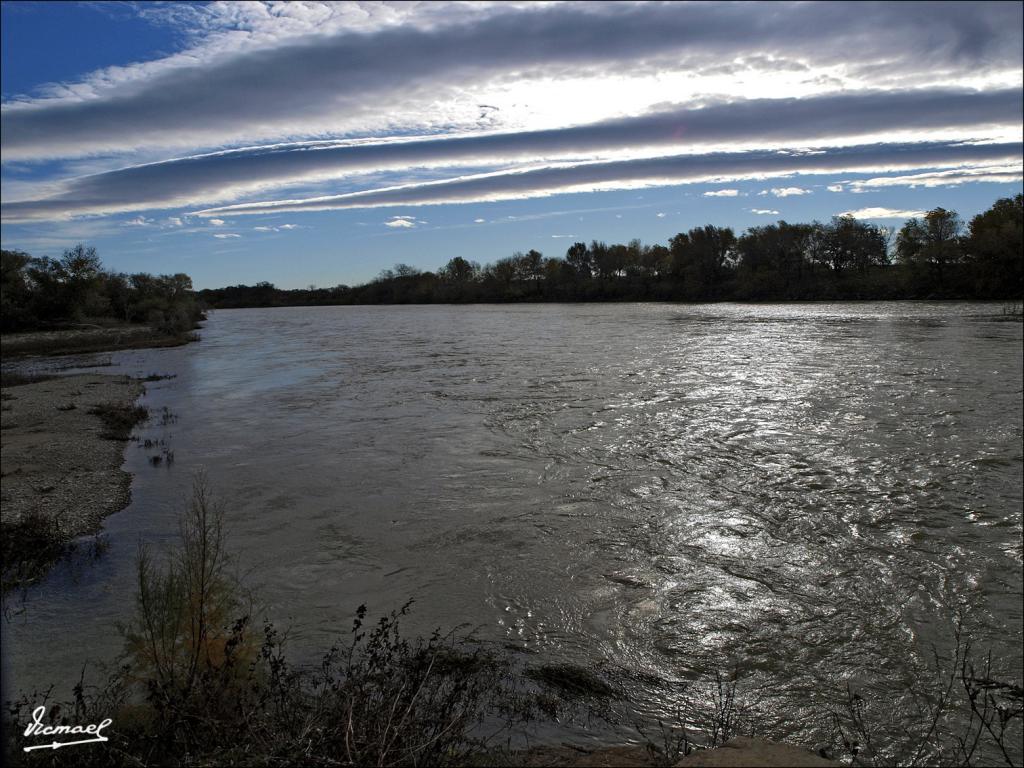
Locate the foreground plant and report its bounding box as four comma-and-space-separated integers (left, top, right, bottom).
830, 616, 1023, 767
5, 476, 541, 766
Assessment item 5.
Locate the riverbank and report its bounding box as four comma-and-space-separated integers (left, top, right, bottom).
0, 373, 145, 592
520, 738, 839, 766
1, 323, 197, 359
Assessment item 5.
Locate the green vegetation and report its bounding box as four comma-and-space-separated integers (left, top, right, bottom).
200, 195, 1022, 307
0, 509, 68, 597
4, 479, 547, 766
87, 401, 149, 441
0, 509, 110, 599
1, 244, 202, 336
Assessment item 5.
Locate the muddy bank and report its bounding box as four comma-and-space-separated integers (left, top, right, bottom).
1, 323, 196, 358
0, 374, 145, 590
520, 738, 839, 766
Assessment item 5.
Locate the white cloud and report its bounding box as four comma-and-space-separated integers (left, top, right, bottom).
189, 140, 1022, 218
841, 207, 924, 220
551, 234, 577, 238
5, 87, 1022, 222
473, 218, 486, 223
254, 226, 276, 231
751, 208, 780, 215
827, 184, 844, 192
656, 212, 666, 217
124, 216, 155, 227
845, 166, 1024, 191
2, 2, 1020, 164
769, 186, 810, 197
213, 232, 241, 238
3, 3, 1020, 235
278, 223, 299, 230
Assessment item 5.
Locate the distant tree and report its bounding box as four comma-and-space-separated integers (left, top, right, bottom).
670, 225, 736, 298
59, 243, 104, 319
440, 256, 479, 284
60, 243, 101, 281
0, 245, 202, 331
392, 263, 421, 278
821, 216, 889, 275
897, 207, 963, 294
735, 222, 813, 299
589, 241, 612, 281
622, 239, 651, 280
565, 242, 592, 278
522, 250, 544, 289
642, 244, 671, 277
25, 256, 70, 322
485, 256, 519, 297
965, 194, 1023, 298
592, 240, 628, 282
101, 272, 132, 322
0, 249, 33, 330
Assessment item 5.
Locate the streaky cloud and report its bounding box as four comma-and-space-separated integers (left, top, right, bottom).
841, 207, 927, 219
845, 166, 1023, 190
189, 141, 1024, 216
2, 1, 1021, 160
3, 88, 1021, 220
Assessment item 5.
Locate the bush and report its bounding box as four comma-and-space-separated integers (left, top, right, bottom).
87, 402, 148, 440
0, 510, 67, 596
5, 477, 543, 766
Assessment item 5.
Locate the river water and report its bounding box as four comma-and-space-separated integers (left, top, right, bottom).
3, 303, 1022, 755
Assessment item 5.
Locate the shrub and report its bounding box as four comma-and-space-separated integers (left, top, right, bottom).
6, 477, 543, 766
87, 402, 148, 440
0, 510, 67, 596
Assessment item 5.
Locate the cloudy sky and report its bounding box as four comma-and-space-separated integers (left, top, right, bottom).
1, 1, 1021, 289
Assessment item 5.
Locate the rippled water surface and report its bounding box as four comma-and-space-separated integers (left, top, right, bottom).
5, 303, 1022, 753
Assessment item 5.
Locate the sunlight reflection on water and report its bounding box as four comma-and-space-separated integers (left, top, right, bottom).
3, 302, 1021, 757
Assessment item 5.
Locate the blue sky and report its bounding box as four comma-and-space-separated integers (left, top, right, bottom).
1, 1, 1021, 290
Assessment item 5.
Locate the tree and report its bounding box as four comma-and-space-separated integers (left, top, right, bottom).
821, 216, 889, 275
565, 242, 592, 278
439, 257, 479, 284
521, 250, 544, 286
60, 243, 104, 319
485, 257, 518, 297
0, 249, 33, 330
735, 222, 813, 299
60, 243, 101, 282
670, 225, 737, 298
897, 207, 963, 294
392, 263, 421, 278
648, 244, 672, 276
965, 194, 1023, 298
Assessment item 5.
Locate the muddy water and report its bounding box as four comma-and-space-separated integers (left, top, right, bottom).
4, 303, 1022, 756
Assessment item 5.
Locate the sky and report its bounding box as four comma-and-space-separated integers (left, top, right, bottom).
1, 1, 1022, 290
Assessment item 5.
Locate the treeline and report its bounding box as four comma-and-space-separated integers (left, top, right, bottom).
0, 245, 203, 334
200, 195, 1022, 308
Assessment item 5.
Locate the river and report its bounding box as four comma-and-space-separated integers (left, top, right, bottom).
3, 302, 1022, 756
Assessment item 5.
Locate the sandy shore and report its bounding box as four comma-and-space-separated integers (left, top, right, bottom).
1, 374, 145, 541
